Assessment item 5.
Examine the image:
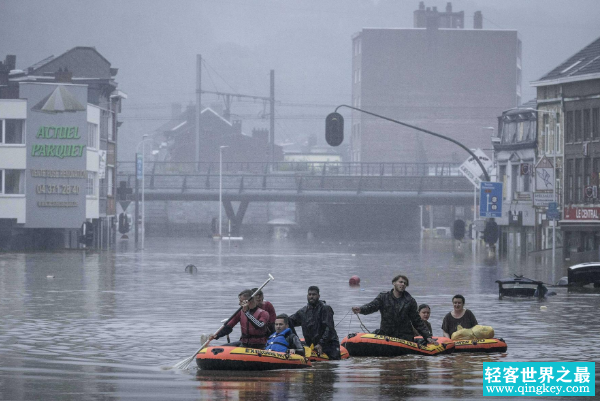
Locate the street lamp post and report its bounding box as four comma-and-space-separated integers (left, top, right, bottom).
219, 146, 229, 237
136, 134, 150, 250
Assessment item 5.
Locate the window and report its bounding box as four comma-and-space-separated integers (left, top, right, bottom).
87, 123, 98, 149
576, 159, 582, 203
0, 119, 25, 144
543, 114, 549, 153
511, 164, 519, 198
585, 158, 591, 188
523, 165, 530, 192
499, 165, 507, 200
107, 167, 113, 197
575, 110, 582, 141
0, 169, 25, 194
593, 108, 599, 139
566, 111, 574, 142
584, 109, 591, 140
567, 160, 573, 203
87, 172, 96, 196
556, 113, 561, 153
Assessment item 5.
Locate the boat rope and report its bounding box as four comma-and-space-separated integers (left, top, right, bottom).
335, 310, 351, 328
347, 312, 353, 338
355, 313, 371, 333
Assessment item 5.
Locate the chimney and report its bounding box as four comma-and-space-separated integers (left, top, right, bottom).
5, 55, 16, 71
414, 2, 427, 28
171, 102, 182, 119
446, 2, 452, 13
474, 11, 483, 29
55, 67, 73, 83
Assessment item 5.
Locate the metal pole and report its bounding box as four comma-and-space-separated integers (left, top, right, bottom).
196, 55, 202, 169
552, 112, 557, 269
473, 186, 477, 241
270, 70, 275, 165
134, 155, 139, 245
142, 140, 145, 251
219, 147, 222, 237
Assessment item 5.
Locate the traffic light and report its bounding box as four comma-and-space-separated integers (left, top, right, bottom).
483, 221, 499, 244
325, 112, 344, 146
453, 219, 466, 240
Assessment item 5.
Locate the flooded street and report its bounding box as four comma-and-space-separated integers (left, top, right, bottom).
1, 237, 599, 400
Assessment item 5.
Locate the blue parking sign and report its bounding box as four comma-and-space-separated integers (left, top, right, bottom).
480, 182, 503, 218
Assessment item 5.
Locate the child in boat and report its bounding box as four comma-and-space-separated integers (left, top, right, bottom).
265, 314, 305, 355
412, 304, 433, 337
441, 294, 478, 338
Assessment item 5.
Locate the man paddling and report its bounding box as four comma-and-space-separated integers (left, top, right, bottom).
352, 274, 437, 345
264, 314, 305, 355
209, 289, 270, 349
289, 286, 341, 360
251, 287, 277, 334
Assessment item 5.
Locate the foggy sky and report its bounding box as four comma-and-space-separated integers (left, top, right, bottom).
1, 0, 599, 160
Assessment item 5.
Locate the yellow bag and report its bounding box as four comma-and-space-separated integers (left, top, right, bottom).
472, 325, 495, 339
451, 325, 476, 340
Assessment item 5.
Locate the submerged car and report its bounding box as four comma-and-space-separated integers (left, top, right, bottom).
495, 275, 548, 299
567, 262, 600, 288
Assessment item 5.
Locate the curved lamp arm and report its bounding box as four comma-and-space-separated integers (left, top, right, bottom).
335, 104, 491, 182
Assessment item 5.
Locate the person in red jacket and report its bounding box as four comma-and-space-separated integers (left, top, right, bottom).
251, 287, 276, 334
209, 289, 270, 348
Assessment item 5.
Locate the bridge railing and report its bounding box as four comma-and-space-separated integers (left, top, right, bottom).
116, 161, 461, 177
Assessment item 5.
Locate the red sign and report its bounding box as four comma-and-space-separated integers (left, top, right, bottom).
563, 206, 600, 220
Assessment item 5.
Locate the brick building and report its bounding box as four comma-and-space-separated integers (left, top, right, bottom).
531, 36, 600, 263
351, 2, 521, 163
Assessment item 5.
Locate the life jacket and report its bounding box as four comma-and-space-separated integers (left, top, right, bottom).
264, 328, 291, 352
236, 307, 269, 345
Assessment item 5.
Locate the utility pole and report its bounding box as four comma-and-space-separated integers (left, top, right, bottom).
196, 54, 202, 170
270, 70, 275, 165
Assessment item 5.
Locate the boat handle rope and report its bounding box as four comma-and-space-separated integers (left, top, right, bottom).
355, 312, 371, 333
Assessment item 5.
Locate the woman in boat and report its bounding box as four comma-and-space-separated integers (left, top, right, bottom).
441, 294, 478, 338
412, 304, 433, 337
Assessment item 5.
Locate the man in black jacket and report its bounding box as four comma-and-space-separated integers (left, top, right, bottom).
289, 286, 341, 360
352, 274, 437, 344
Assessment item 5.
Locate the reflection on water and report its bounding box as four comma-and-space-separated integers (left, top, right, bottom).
0, 238, 599, 400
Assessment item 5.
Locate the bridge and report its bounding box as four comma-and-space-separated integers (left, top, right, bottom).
116, 161, 474, 237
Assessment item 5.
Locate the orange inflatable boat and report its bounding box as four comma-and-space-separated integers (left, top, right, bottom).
452, 338, 507, 353
196, 346, 312, 370
306, 345, 350, 362
342, 333, 454, 357
415, 336, 508, 353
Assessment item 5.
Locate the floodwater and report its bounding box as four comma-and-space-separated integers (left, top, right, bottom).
0, 238, 598, 400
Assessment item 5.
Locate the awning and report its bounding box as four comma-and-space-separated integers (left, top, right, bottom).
559, 221, 600, 232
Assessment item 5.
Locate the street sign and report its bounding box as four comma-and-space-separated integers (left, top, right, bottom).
479, 181, 503, 218
136, 153, 143, 180
459, 149, 493, 188
547, 202, 560, 220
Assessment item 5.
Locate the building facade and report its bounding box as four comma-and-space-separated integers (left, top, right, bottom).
0, 48, 125, 249
531, 36, 600, 264
351, 2, 521, 163
493, 100, 537, 256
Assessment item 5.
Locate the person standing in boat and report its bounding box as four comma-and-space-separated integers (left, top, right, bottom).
412, 304, 433, 337
289, 286, 341, 360
264, 314, 305, 355
352, 274, 436, 344
209, 289, 270, 349
251, 287, 277, 335
441, 294, 478, 338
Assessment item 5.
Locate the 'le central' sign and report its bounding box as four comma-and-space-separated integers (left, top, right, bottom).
563, 206, 600, 220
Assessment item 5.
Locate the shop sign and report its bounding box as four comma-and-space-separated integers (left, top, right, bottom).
21, 83, 88, 229
533, 192, 555, 207
535, 156, 555, 191
563, 206, 600, 220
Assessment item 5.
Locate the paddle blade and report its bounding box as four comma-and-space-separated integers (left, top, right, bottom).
172, 354, 195, 370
